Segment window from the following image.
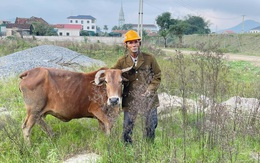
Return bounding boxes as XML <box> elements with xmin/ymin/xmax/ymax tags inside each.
<box><xmin>87</xmin><ymin>26</ymin><xmax>90</xmax><ymax>29</ymax></box>
<box><xmin>92</xmin><ymin>25</ymin><xmax>95</xmax><ymax>29</ymax></box>
<box><xmin>81</xmin><ymin>20</ymin><xmax>83</xmax><ymax>24</ymax></box>
<box><xmin>66</xmin><ymin>32</ymin><xmax>70</xmax><ymax>36</ymax></box>
<box><xmin>59</xmin><ymin>32</ymin><xmax>62</xmax><ymax>36</ymax></box>
<box><xmin>92</xmin><ymin>19</ymin><xmax>95</xmax><ymax>23</ymax></box>
<box><xmin>75</xmin><ymin>20</ymin><xmax>78</xmax><ymax>23</ymax></box>
<box><xmin>87</xmin><ymin>20</ymin><xmax>90</xmax><ymax>23</ymax></box>
<box><xmin>70</xmin><ymin>20</ymin><xmax>73</xmax><ymax>23</ymax></box>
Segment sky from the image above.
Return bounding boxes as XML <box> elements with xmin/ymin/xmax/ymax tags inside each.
<box><xmin>1</xmin><ymin>0</ymin><xmax>260</xmax><ymax>32</ymax></box>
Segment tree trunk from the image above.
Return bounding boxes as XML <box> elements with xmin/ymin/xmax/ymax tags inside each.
<box><xmin>164</xmin><ymin>37</ymin><xmax>167</xmax><ymax>48</ymax></box>
<box><xmin>178</xmin><ymin>35</ymin><xmax>182</xmax><ymax>48</ymax></box>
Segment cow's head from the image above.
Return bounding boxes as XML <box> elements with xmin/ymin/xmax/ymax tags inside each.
<box><xmin>94</xmin><ymin>67</ymin><xmax>132</xmax><ymax>106</ymax></box>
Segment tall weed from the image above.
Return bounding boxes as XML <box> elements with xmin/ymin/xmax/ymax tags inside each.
<box><xmin>0</xmin><ymin>38</ymin><xmax>259</xmax><ymax>162</ymax></box>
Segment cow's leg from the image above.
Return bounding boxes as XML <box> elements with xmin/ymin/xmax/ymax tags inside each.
<box><xmin>37</xmin><ymin>117</ymin><xmax>54</xmax><ymax>137</ymax></box>
<box><xmin>22</xmin><ymin>113</ymin><xmax>38</xmax><ymax>144</ymax></box>
<box><xmin>94</xmin><ymin>111</ymin><xmax>111</xmax><ymax>135</ymax></box>
<box><xmin>89</xmin><ymin>104</ymin><xmax>111</xmax><ymax>135</ymax></box>
<box><xmin>98</xmin><ymin>119</ymin><xmax>105</xmax><ymax>132</ymax></box>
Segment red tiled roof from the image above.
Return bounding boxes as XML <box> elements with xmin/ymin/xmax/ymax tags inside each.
<box><xmin>112</xmin><ymin>30</ymin><xmax>128</xmax><ymax>34</ymax></box>
<box><xmin>222</xmin><ymin>30</ymin><xmax>235</xmax><ymax>34</ymax></box>
<box><xmin>15</xmin><ymin>16</ymin><xmax>48</xmax><ymax>25</ymax></box>
<box><xmin>15</xmin><ymin>18</ymin><xmax>27</xmax><ymax>24</ymax></box>
<box><xmin>54</xmin><ymin>24</ymin><xmax>82</xmax><ymax>29</ymax></box>
<box><xmin>147</xmin><ymin>32</ymin><xmax>159</xmax><ymax>36</ymax></box>
<box><xmin>64</xmin><ymin>24</ymin><xmax>82</xmax><ymax>29</ymax></box>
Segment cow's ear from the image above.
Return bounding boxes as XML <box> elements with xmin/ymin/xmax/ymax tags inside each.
<box><xmin>91</xmin><ymin>80</ymin><xmax>102</xmax><ymax>86</ymax></box>
<box><xmin>93</xmin><ymin>77</ymin><xmax>105</xmax><ymax>86</ymax></box>
<box><xmin>95</xmin><ymin>70</ymin><xmax>105</xmax><ymax>86</ymax></box>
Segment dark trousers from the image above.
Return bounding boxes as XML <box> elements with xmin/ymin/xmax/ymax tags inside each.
<box><xmin>122</xmin><ymin>108</ymin><xmax>158</xmax><ymax>144</ymax></box>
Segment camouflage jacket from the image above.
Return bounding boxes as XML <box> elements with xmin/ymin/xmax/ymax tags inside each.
<box><xmin>111</xmin><ymin>51</ymin><xmax>161</xmax><ymax>111</ymax></box>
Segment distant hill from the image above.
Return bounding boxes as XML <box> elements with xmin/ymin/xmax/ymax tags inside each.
<box><xmin>217</xmin><ymin>19</ymin><xmax>260</xmax><ymax>34</ymax></box>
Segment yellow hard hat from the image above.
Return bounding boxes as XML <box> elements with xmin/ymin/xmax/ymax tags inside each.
<box><xmin>124</xmin><ymin>30</ymin><xmax>141</xmax><ymax>43</ymax></box>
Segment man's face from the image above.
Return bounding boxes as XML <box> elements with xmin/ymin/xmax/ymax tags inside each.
<box><xmin>126</xmin><ymin>40</ymin><xmax>140</xmax><ymax>53</ymax></box>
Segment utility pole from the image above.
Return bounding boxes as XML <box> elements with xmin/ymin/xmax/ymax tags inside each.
<box><xmin>138</xmin><ymin>0</ymin><xmax>143</xmax><ymax>39</ymax></box>
<box><xmin>242</xmin><ymin>15</ymin><xmax>245</xmax><ymax>34</ymax></box>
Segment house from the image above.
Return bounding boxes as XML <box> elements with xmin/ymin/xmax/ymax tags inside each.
<box><xmin>249</xmin><ymin>26</ymin><xmax>260</xmax><ymax>33</ymax></box>
<box><xmin>6</xmin><ymin>24</ymin><xmax>32</xmax><ymax>36</ymax></box>
<box><xmin>0</xmin><ymin>20</ymin><xmax>11</xmax><ymax>36</ymax></box>
<box><xmin>5</xmin><ymin>16</ymin><xmax>49</xmax><ymax>37</ymax></box>
<box><xmin>54</xmin><ymin>24</ymin><xmax>82</xmax><ymax>36</ymax></box>
<box><xmin>0</xmin><ymin>20</ymin><xmax>11</xmax><ymax>24</ymax></box>
<box><xmin>222</xmin><ymin>30</ymin><xmax>235</xmax><ymax>35</ymax></box>
<box><xmin>67</xmin><ymin>15</ymin><xmax>96</xmax><ymax>33</ymax></box>
<box><xmin>110</xmin><ymin>30</ymin><xmax>127</xmax><ymax>37</ymax></box>
<box><xmin>124</xmin><ymin>23</ymin><xmax>158</xmax><ymax>33</ymax></box>
<box><xmin>111</xmin><ymin>30</ymin><xmax>128</xmax><ymax>35</ymax></box>
<box><xmin>0</xmin><ymin>24</ymin><xmax>6</xmax><ymax>36</ymax></box>
<box><xmin>15</xmin><ymin>16</ymin><xmax>48</xmax><ymax>25</ymax></box>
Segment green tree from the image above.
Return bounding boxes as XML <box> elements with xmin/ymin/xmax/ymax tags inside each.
<box><xmin>112</xmin><ymin>26</ymin><xmax>119</xmax><ymax>30</ymax></box>
<box><xmin>32</xmin><ymin>22</ymin><xmax>57</xmax><ymax>36</ymax></box>
<box><xmin>169</xmin><ymin>20</ymin><xmax>189</xmax><ymax>47</ymax></box>
<box><xmin>103</xmin><ymin>25</ymin><xmax>108</xmax><ymax>33</ymax></box>
<box><xmin>158</xmin><ymin>30</ymin><xmax>168</xmax><ymax>48</ymax></box>
<box><xmin>156</xmin><ymin>12</ymin><xmax>211</xmax><ymax>47</ymax></box>
<box><xmin>156</xmin><ymin>12</ymin><xmax>172</xmax><ymax>30</ymax></box>
<box><xmin>108</xmin><ymin>32</ymin><xmax>122</xmax><ymax>37</ymax></box>
<box><xmin>156</xmin><ymin>12</ymin><xmax>177</xmax><ymax>47</ymax></box>
<box><xmin>80</xmin><ymin>30</ymin><xmax>95</xmax><ymax>36</ymax></box>
<box><xmin>184</xmin><ymin>15</ymin><xmax>211</xmax><ymax>34</ymax></box>
<box><xmin>121</xmin><ymin>24</ymin><xmax>133</xmax><ymax>30</ymax></box>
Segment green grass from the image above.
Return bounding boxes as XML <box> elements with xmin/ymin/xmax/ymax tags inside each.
<box><xmin>0</xmin><ymin>78</ymin><xmax>259</xmax><ymax>162</ymax></box>
<box><xmin>228</xmin><ymin>61</ymin><xmax>260</xmax><ymax>82</ymax></box>
<box><xmin>182</xmin><ymin>34</ymin><xmax>260</xmax><ymax>56</ymax></box>
<box><xmin>0</xmin><ymin>39</ymin><xmax>259</xmax><ymax>162</ymax></box>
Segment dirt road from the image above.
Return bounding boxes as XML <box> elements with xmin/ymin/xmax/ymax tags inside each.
<box><xmin>162</xmin><ymin>49</ymin><xmax>260</xmax><ymax>67</ymax></box>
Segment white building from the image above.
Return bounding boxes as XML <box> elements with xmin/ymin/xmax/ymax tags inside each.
<box><xmin>54</xmin><ymin>24</ymin><xmax>82</xmax><ymax>36</ymax></box>
<box><xmin>249</xmin><ymin>26</ymin><xmax>260</xmax><ymax>33</ymax></box>
<box><xmin>67</xmin><ymin>15</ymin><xmax>96</xmax><ymax>33</ymax></box>
<box><xmin>124</xmin><ymin>23</ymin><xmax>158</xmax><ymax>33</ymax></box>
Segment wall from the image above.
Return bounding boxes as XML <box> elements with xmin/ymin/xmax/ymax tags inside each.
<box><xmin>21</xmin><ymin>36</ymin><xmax>124</xmax><ymax>45</ymax></box>
<box><xmin>57</xmin><ymin>29</ymin><xmax>80</xmax><ymax>36</ymax></box>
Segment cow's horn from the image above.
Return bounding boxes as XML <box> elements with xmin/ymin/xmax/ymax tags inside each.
<box><xmin>122</xmin><ymin>66</ymin><xmax>133</xmax><ymax>73</ymax></box>
<box><xmin>95</xmin><ymin>70</ymin><xmax>105</xmax><ymax>85</ymax></box>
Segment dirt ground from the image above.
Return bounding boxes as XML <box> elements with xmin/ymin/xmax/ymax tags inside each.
<box><xmin>224</xmin><ymin>53</ymin><xmax>260</xmax><ymax>67</ymax></box>
<box><xmin>162</xmin><ymin>49</ymin><xmax>260</xmax><ymax>67</ymax></box>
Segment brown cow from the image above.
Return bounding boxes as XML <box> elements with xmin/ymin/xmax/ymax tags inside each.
<box><xmin>19</xmin><ymin>66</ymin><xmax>131</xmax><ymax>143</ymax></box>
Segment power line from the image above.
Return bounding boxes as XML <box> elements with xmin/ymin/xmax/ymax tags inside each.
<box><xmin>205</xmin><ymin>15</ymin><xmax>241</xmax><ymax>20</ymax></box>
<box><xmin>174</xmin><ymin>0</ymin><xmax>241</xmax><ymax>20</ymax></box>
<box><xmin>145</xmin><ymin>0</ymin><xmax>241</xmax><ymax>20</ymax></box>
<box><xmin>143</xmin><ymin>1</ymin><xmax>165</xmax><ymax>12</ymax></box>
<box><xmin>175</xmin><ymin>0</ymin><xmax>199</xmax><ymax>15</ymax></box>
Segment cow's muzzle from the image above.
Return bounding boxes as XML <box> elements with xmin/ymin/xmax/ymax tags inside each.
<box><xmin>108</xmin><ymin>97</ymin><xmax>120</xmax><ymax>106</ymax></box>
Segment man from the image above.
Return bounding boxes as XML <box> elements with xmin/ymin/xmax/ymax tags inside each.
<box><xmin>111</xmin><ymin>30</ymin><xmax>161</xmax><ymax>144</ymax></box>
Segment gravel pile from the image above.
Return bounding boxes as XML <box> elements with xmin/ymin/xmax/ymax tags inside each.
<box><xmin>0</xmin><ymin>45</ymin><xmax>105</xmax><ymax>80</ymax></box>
